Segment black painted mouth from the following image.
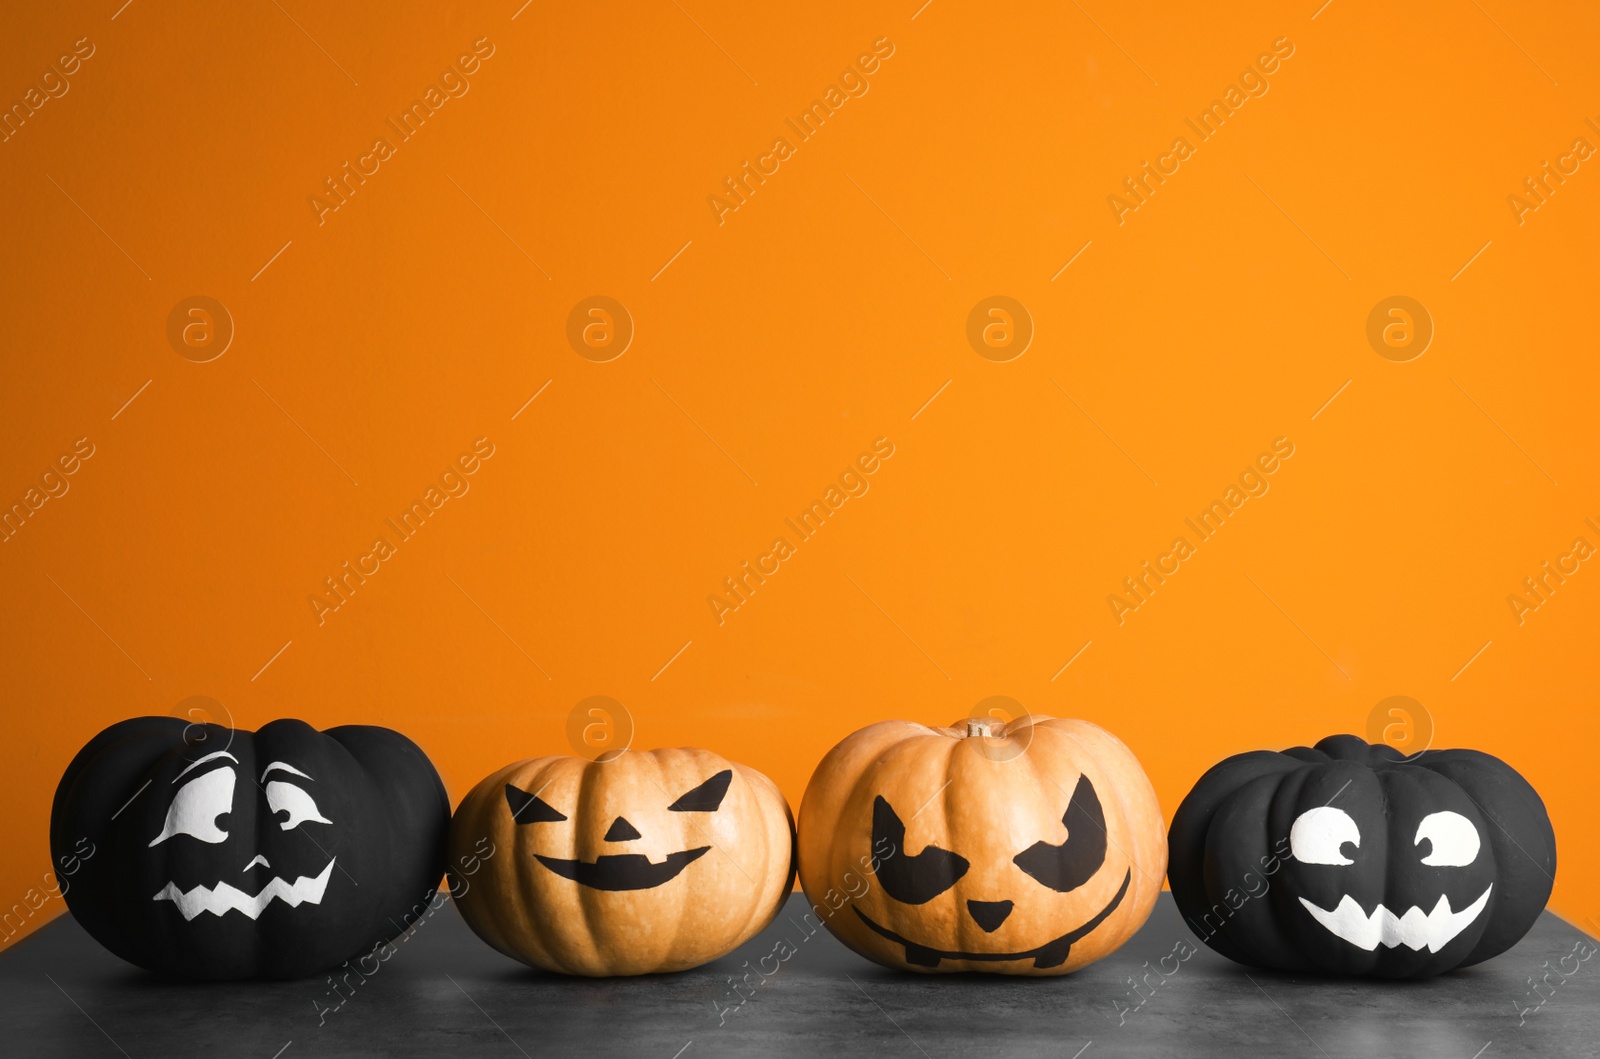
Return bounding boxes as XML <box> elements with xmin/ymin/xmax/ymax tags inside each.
<box><xmin>534</xmin><ymin>847</ymin><xmax>710</xmax><ymax>891</ymax></box>
<box><xmin>853</xmin><ymin>869</ymin><xmax>1132</xmax><ymax>969</ymax></box>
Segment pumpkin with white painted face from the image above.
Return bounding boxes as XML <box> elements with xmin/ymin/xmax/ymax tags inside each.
<box><xmin>1168</xmin><ymin>735</ymin><xmax>1556</xmax><ymax>978</ymax></box>
<box><xmin>50</xmin><ymin>717</ymin><xmax>450</xmax><ymax>980</ymax></box>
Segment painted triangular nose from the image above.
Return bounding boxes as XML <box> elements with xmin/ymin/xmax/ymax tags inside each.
<box><xmin>603</xmin><ymin>817</ymin><xmax>642</xmax><ymax>842</ymax></box>
<box><xmin>967</xmin><ymin>899</ymin><xmax>1014</xmax><ymax>933</ymax></box>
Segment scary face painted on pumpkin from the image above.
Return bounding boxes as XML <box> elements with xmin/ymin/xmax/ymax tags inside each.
<box><xmin>797</xmin><ymin>716</ymin><xmax>1166</xmax><ymax>976</ymax></box>
<box><xmin>50</xmin><ymin>717</ymin><xmax>450</xmax><ymax>980</ymax></box>
<box><xmin>448</xmin><ymin>747</ymin><xmax>795</xmax><ymax>976</ymax></box>
<box><xmin>1168</xmin><ymin>735</ymin><xmax>1557</xmax><ymax>978</ymax></box>
<box><xmin>147</xmin><ymin>749</ymin><xmax>338</xmax><ymax>920</ymax></box>
<box><xmin>502</xmin><ymin>766</ymin><xmax>732</xmax><ymax>890</ymax></box>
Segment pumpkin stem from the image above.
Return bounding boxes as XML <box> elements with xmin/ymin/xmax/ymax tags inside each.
<box><xmin>965</xmin><ymin>719</ymin><xmax>993</xmax><ymax>738</ymax></box>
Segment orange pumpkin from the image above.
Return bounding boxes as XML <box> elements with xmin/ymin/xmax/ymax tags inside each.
<box><xmin>798</xmin><ymin>715</ymin><xmax>1164</xmax><ymax>975</ymax></box>
<box><xmin>448</xmin><ymin>747</ymin><xmax>794</xmax><ymax>976</ymax></box>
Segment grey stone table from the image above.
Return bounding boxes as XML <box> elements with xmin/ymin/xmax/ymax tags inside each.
<box><xmin>4</xmin><ymin>895</ymin><xmax>1596</xmax><ymax>1058</ymax></box>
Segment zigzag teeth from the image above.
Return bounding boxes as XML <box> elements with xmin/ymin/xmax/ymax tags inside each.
<box><xmin>153</xmin><ymin>858</ymin><xmax>336</xmax><ymax>920</ymax></box>
<box><xmin>1298</xmin><ymin>885</ymin><xmax>1492</xmax><ymax>953</ymax></box>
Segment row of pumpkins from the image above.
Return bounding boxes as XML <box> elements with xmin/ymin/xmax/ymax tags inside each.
<box><xmin>49</xmin><ymin>714</ymin><xmax>1555</xmax><ymax>981</ymax></box>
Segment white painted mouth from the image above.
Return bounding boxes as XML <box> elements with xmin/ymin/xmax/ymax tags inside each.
<box><xmin>153</xmin><ymin>858</ymin><xmax>336</xmax><ymax>921</ymax></box>
<box><xmin>1298</xmin><ymin>884</ymin><xmax>1492</xmax><ymax>953</ymax></box>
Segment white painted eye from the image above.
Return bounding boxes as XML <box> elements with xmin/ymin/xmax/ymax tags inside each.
<box><xmin>265</xmin><ymin>781</ymin><xmax>331</xmax><ymax>831</ymax></box>
<box><xmin>150</xmin><ymin>767</ymin><xmax>235</xmax><ymax>846</ymax></box>
<box><xmin>1415</xmin><ymin>810</ymin><xmax>1479</xmax><ymax>866</ymax></box>
<box><xmin>1290</xmin><ymin>806</ymin><xmax>1360</xmax><ymax>866</ymax></box>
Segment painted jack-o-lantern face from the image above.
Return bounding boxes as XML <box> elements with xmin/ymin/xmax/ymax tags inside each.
<box><xmin>1288</xmin><ymin>796</ymin><xmax>1489</xmax><ymax>954</ymax></box>
<box><xmin>50</xmin><ymin>717</ymin><xmax>451</xmax><ymax>980</ymax></box>
<box><xmin>798</xmin><ymin>716</ymin><xmax>1166</xmax><ymax>976</ymax></box>
<box><xmin>147</xmin><ymin>749</ymin><xmax>338</xmax><ymax>920</ymax></box>
<box><xmin>1168</xmin><ymin>735</ymin><xmax>1557</xmax><ymax>978</ymax></box>
<box><xmin>857</xmin><ymin>773</ymin><xmax>1132</xmax><ymax>969</ymax></box>
<box><xmin>448</xmin><ymin>747</ymin><xmax>794</xmax><ymax>976</ymax></box>
<box><xmin>503</xmin><ymin>767</ymin><xmax>732</xmax><ymax>890</ymax></box>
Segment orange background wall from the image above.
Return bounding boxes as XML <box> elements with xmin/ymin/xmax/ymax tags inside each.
<box><xmin>2</xmin><ymin>0</ymin><xmax>1596</xmax><ymax>944</ymax></box>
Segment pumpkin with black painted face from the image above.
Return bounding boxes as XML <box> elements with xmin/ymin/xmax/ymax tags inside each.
<box><xmin>1167</xmin><ymin>735</ymin><xmax>1557</xmax><ymax>978</ymax></box>
<box><xmin>797</xmin><ymin>716</ymin><xmax>1165</xmax><ymax>975</ymax></box>
<box><xmin>49</xmin><ymin>717</ymin><xmax>450</xmax><ymax>980</ymax></box>
<box><xmin>447</xmin><ymin>747</ymin><xmax>795</xmax><ymax>975</ymax></box>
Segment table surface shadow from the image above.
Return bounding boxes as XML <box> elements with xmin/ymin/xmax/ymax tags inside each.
<box><xmin>3</xmin><ymin>894</ymin><xmax>1596</xmax><ymax>1059</ymax></box>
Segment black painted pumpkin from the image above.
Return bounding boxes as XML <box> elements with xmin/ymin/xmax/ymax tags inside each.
<box><xmin>1168</xmin><ymin>734</ymin><xmax>1556</xmax><ymax>978</ymax></box>
<box><xmin>50</xmin><ymin>717</ymin><xmax>449</xmax><ymax>980</ymax></box>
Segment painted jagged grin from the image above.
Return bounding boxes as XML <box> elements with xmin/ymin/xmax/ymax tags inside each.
<box><xmin>1289</xmin><ymin>805</ymin><xmax>1493</xmax><ymax>954</ymax></box>
<box><xmin>1298</xmin><ymin>885</ymin><xmax>1492</xmax><ymax>953</ymax></box>
<box><xmin>534</xmin><ymin>848</ymin><xmax>710</xmax><ymax>891</ymax></box>
<box><xmin>152</xmin><ymin>859</ymin><xmax>337</xmax><ymax>921</ymax></box>
<box><xmin>147</xmin><ymin>754</ymin><xmax>340</xmax><ymax>921</ymax></box>
<box><xmin>853</xmin><ymin>869</ymin><xmax>1132</xmax><ymax>969</ymax></box>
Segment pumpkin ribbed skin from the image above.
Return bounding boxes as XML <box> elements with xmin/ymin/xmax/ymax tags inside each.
<box><xmin>798</xmin><ymin>716</ymin><xmax>1164</xmax><ymax>976</ymax></box>
<box><xmin>49</xmin><ymin>717</ymin><xmax>449</xmax><ymax>980</ymax></box>
<box><xmin>1167</xmin><ymin>735</ymin><xmax>1556</xmax><ymax>978</ymax></box>
<box><xmin>448</xmin><ymin>747</ymin><xmax>794</xmax><ymax>976</ymax></box>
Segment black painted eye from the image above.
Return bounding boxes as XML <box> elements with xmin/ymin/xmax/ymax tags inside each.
<box><xmin>873</xmin><ymin>795</ymin><xmax>969</xmax><ymax>904</ymax></box>
<box><xmin>668</xmin><ymin>769</ymin><xmax>732</xmax><ymax>812</ymax></box>
<box><xmin>505</xmin><ymin>783</ymin><xmax>566</xmax><ymax>822</ymax></box>
<box><xmin>1012</xmin><ymin>775</ymin><xmax>1107</xmax><ymax>892</ymax></box>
